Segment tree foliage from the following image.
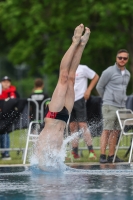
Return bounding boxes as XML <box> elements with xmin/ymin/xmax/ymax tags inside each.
<box><xmin>0</xmin><ymin>0</ymin><xmax>133</xmax><ymax>96</ymax></box>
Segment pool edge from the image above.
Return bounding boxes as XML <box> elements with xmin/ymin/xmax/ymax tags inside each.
<box><xmin>0</xmin><ymin>162</ymin><xmax>131</xmax><ymax>167</ymax></box>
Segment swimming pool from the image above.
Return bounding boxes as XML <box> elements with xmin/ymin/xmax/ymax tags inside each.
<box><xmin>0</xmin><ymin>163</ymin><xmax>133</xmax><ymax>200</ymax></box>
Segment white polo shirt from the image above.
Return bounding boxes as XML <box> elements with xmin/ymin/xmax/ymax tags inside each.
<box><xmin>74</xmin><ymin>64</ymin><xmax>96</xmax><ymax>101</ymax></box>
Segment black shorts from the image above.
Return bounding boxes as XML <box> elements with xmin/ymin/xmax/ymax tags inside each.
<box><xmin>70</xmin><ymin>97</ymin><xmax>87</xmax><ymax>122</ymax></box>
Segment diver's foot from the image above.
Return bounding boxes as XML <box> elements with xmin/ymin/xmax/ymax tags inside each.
<box><xmin>72</xmin><ymin>24</ymin><xmax>84</xmax><ymax>45</ymax></box>
<box><xmin>80</xmin><ymin>27</ymin><xmax>91</xmax><ymax>46</ymax></box>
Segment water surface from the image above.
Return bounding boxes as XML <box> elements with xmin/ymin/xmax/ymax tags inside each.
<box><xmin>0</xmin><ymin>164</ymin><xmax>133</xmax><ymax>200</ymax></box>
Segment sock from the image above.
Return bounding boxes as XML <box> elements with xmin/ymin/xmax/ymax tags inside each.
<box><xmin>72</xmin><ymin>147</ymin><xmax>78</xmax><ymax>154</ymax></box>
<box><xmin>88</xmin><ymin>145</ymin><xmax>94</xmax><ymax>153</ymax></box>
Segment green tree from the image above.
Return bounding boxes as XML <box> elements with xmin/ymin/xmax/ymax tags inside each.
<box><xmin>0</xmin><ymin>0</ymin><xmax>133</xmax><ymax>96</ymax></box>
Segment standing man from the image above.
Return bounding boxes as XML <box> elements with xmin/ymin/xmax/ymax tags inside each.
<box><xmin>69</xmin><ymin>64</ymin><xmax>99</xmax><ymax>159</ymax></box>
<box><xmin>96</xmin><ymin>49</ymin><xmax>130</xmax><ymax>163</ymax></box>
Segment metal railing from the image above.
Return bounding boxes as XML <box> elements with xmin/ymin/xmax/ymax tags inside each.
<box><xmin>0</xmin><ymin>97</ymin><xmax>132</xmax><ymax>161</ymax></box>
<box><xmin>0</xmin><ymin>98</ymin><xmax>40</xmax><ymax>157</ymax></box>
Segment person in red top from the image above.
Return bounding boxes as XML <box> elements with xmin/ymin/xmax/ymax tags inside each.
<box><xmin>0</xmin><ymin>76</ymin><xmax>19</xmax><ymax>99</ymax></box>
<box><xmin>0</xmin><ymin>76</ymin><xmax>19</xmax><ymax>160</ymax></box>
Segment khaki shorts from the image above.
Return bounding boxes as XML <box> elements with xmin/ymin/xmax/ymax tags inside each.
<box><xmin>102</xmin><ymin>105</ymin><xmax>125</xmax><ymax>130</ymax></box>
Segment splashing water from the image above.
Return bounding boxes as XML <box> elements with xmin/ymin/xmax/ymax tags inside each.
<box><xmin>29</xmin><ymin>129</ymin><xmax>83</xmax><ymax>172</ymax></box>
<box><xmin>63</xmin><ymin>128</ymin><xmax>83</xmax><ymax>146</ymax></box>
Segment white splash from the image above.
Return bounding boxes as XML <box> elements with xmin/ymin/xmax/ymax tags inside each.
<box><xmin>29</xmin><ymin>129</ymin><xmax>83</xmax><ymax>170</ymax></box>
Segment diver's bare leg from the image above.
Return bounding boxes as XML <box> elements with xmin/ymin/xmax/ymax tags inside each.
<box><xmin>65</xmin><ymin>27</ymin><xmax>91</xmax><ymax>112</ymax></box>
<box><xmin>49</xmin><ymin>24</ymin><xmax>84</xmax><ymax>112</ymax></box>
<box><xmin>36</xmin><ymin>25</ymin><xmax>85</xmax><ymax>163</ymax></box>
<box><xmin>60</xmin><ymin>24</ymin><xmax>84</xmax><ymax>71</ymax></box>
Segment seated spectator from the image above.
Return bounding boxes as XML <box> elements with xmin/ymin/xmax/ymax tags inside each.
<box><xmin>0</xmin><ymin>76</ymin><xmax>20</xmax><ymax>160</ymax></box>
<box><xmin>30</xmin><ymin>78</ymin><xmax>50</xmax><ymax>121</ymax></box>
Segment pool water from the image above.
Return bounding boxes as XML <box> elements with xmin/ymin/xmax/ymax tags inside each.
<box><xmin>0</xmin><ymin>164</ymin><xmax>133</xmax><ymax>200</ymax></box>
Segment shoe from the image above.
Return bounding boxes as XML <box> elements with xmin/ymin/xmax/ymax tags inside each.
<box><xmin>89</xmin><ymin>152</ymin><xmax>97</xmax><ymax>160</ymax></box>
<box><xmin>99</xmin><ymin>154</ymin><xmax>108</xmax><ymax>163</ymax></box>
<box><xmin>1</xmin><ymin>155</ymin><xmax>11</xmax><ymax>160</ymax></box>
<box><xmin>71</xmin><ymin>151</ymin><xmax>80</xmax><ymax>159</ymax></box>
<box><xmin>107</xmin><ymin>155</ymin><xmax>124</xmax><ymax>163</ymax></box>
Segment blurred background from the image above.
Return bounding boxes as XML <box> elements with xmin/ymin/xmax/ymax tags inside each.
<box><xmin>0</xmin><ymin>0</ymin><xmax>133</xmax><ymax>97</ymax></box>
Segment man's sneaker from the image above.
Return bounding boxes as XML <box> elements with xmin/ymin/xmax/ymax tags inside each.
<box><xmin>71</xmin><ymin>151</ymin><xmax>80</xmax><ymax>159</ymax></box>
<box><xmin>99</xmin><ymin>154</ymin><xmax>108</xmax><ymax>163</ymax></box>
<box><xmin>89</xmin><ymin>152</ymin><xmax>97</xmax><ymax>160</ymax></box>
<box><xmin>1</xmin><ymin>155</ymin><xmax>11</xmax><ymax>160</ymax></box>
<box><xmin>107</xmin><ymin>155</ymin><xmax>124</xmax><ymax>163</ymax></box>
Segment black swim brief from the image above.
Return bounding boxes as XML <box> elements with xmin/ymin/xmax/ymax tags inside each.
<box><xmin>45</xmin><ymin>106</ymin><xmax>69</xmax><ymax>123</ymax></box>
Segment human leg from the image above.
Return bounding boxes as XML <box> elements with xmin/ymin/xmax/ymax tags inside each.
<box><xmin>77</xmin><ymin>98</ymin><xmax>96</xmax><ymax>158</ymax></box>
<box><xmin>108</xmin><ymin>130</ymin><xmax>120</xmax><ymax>156</ymax></box>
<box><xmin>107</xmin><ymin>109</ymin><xmax>121</xmax><ymax>157</ymax></box>
<box><xmin>106</xmin><ymin>106</ymin><xmax>124</xmax><ymax>162</ymax></box>
<box><xmin>1</xmin><ymin>133</ymin><xmax>11</xmax><ymax>160</ymax></box>
<box><xmin>70</xmin><ymin>121</ymin><xmax>79</xmax><ymax>147</ymax></box>
<box><xmin>107</xmin><ymin>128</ymin><xmax>124</xmax><ymax>163</ymax></box>
<box><xmin>99</xmin><ymin>130</ymin><xmax>110</xmax><ymax>163</ymax></box>
<box><xmin>100</xmin><ymin>105</ymin><xmax>123</xmax><ymax>163</ymax></box>
<box><xmin>70</xmin><ymin>97</ymin><xmax>96</xmax><ymax>159</ymax></box>
<box><xmin>78</xmin><ymin>122</ymin><xmax>97</xmax><ymax>159</ymax></box>
<box><xmin>100</xmin><ymin>130</ymin><xmax>110</xmax><ymax>155</ymax></box>
<box><xmin>64</xmin><ymin>27</ymin><xmax>91</xmax><ymax>113</ymax></box>
<box><xmin>100</xmin><ymin>105</ymin><xmax>112</xmax><ymax>163</ymax></box>
<box><xmin>69</xmin><ymin>104</ymin><xmax>80</xmax><ymax>158</ymax></box>
<box><xmin>69</xmin><ymin>98</ymin><xmax>86</xmax><ymax>158</ymax></box>
<box><xmin>49</xmin><ymin>24</ymin><xmax>85</xmax><ymax>113</ymax></box>
<box><xmin>80</xmin><ymin>122</ymin><xmax>92</xmax><ymax>147</ymax></box>
<box><xmin>69</xmin><ymin>121</ymin><xmax>80</xmax><ymax>159</ymax></box>
<box><xmin>70</xmin><ymin>121</ymin><xmax>96</xmax><ymax>160</ymax></box>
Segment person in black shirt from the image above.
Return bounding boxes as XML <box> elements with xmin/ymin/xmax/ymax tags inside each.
<box><xmin>30</xmin><ymin>78</ymin><xmax>50</xmax><ymax>121</ymax></box>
